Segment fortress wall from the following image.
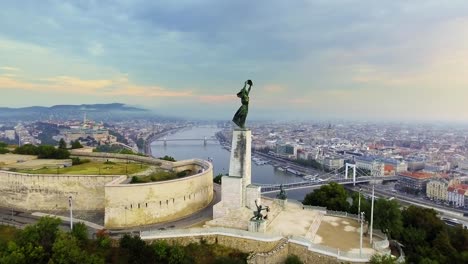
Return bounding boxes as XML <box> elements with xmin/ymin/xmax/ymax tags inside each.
<box><xmin>104</xmin><ymin>159</ymin><xmax>214</xmax><ymax>228</ymax></box>
<box><xmin>0</xmin><ymin>171</ymin><xmax>123</xmax><ymax>211</ymax></box>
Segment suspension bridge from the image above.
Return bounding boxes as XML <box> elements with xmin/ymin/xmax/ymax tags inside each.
<box><xmin>153</xmin><ymin>136</ymin><xmax>218</xmax><ymax>146</ymax></box>
<box><xmin>258</xmin><ymin>163</ymin><xmax>398</xmax><ymax>194</ymax></box>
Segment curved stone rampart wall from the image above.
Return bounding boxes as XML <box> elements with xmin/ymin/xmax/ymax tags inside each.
<box><xmin>104</xmin><ymin>159</ymin><xmax>214</xmax><ymax>228</ymax></box>
<box><xmin>0</xmin><ymin>171</ymin><xmax>123</xmax><ymax>211</ymax></box>
<box><xmin>1</xmin><ymin>152</ymin><xmax>214</xmax><ymax>228</ymax></box>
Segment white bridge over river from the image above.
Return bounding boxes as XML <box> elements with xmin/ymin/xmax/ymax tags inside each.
<box><xmin>153</xmin><ymin>137</ymin><xmax>218</xmax><ymax>146</ymax></box>
<box><xmin>258</xmin><ymin>176</ymin><xmax>398</xmax><ymax>194</ymax></box>
<box><xmin>257</xmin><ymin>163</ymin><xmax>398</xmax><ymax>194</ymax></box>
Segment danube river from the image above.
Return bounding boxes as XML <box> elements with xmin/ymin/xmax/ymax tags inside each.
<box><xmin>150</xmin><ymin>126</ymin><xmax>314</xmax><ymax>200</ymax></box>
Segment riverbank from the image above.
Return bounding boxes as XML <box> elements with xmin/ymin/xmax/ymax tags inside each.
<box><xmin>215</xmin><ymin>130</ymin><xmax>322</xmax><ymax>179</ymax></box>
<box><xmin>142</xmin><ymin>126</ymin><xmax>187</xmax><ymax>156</ymax></box>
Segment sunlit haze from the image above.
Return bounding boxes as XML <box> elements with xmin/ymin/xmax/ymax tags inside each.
<box><xmin>1</xmin><ymin>1</ymin><xmax>468</xmax><ymax>122</ymax></box>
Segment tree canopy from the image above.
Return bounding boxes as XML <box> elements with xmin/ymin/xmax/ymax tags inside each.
<box><xmin>58</xmin><ymin>139</ymin><xmax>67</xmax><ymax>149</ymax></box>
<box><xmin>71</xmin><ymin>140</ymin><xmax>83</xmax><ymax>149</ymax></box>
<box><xmin>302</xmin><ymin>182</ymin><xmax>349</xmax><ymax>211</ymax></box>
<box><xmin>0</xmin><ymin>217</ymin><xmax>249</xmax><ymax>263</ymax></box>
<box><xmin>373</xmin><ymin>199</ymin><xmax>402</xmax><ymax>238</ymax></box>
<box><xmin>13</xmin><ymin>144</ymin><xmax>70</xmax><ymax>159</ymax></box>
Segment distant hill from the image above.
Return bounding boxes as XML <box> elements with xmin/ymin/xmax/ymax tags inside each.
<box><xmin>0</xmin><ymin>103</ymin><xmax>169</xmax><ymax>121</ymax></box>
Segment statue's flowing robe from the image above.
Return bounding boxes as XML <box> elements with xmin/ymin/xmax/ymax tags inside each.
<box><xmin>232</xmin><ymin>88</ymin><xmax>249</xmax><ymax>128</ymax></box>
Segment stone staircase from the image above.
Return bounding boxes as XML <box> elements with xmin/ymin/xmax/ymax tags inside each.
<box><xmin>305</xmin><ymin>212</ymin><xmax>324</xmax><ymax>241</ymax></box>
<box><xmin>247</xmin><ymin>237</ymin><xmax>289</xmax><ymax>264</ymax></box>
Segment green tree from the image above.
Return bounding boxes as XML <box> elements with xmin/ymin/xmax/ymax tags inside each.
<box><xmin>448</xmin><ymin>225</ymin><xmax>468</xmax><ymax>252</ymax></box>
<box><xmin>119</xmin><ymin>235</ymin><xmax>152</xmax><ymax>264</ymax></box>
<box><xmin>348</xmin><ymin>191</ymin><xmax>371</xmax><ymax>220</ymax></box>
<box><xmin>284</xmin><ymin>254</ymin><xmax>303</xmax><ymax>264</ymax></box>
<box><xmin>0</xmin><ymin>241</ymin><xmax>45</xmax><ymax>264</ymax></box>
<box><xmin>402</xmin><ymin>206</ymin><xmax>444</xmax><ymax>242</ymax></box>
<box><xmin>431</xmin><ymin>231</ymin><xmax>457</xmax><ymax>264</ymax></box>
<box><xmin>51</xmin><ymin>232</ymin><xmax>103</xmax><ymax>264</ymax></box>
<box><xmin>151</xmin><ymin>240</ymin><xmax>169</xmax><ymax>262</ymax></box>
<box><xmin>160</xmin><ymin>155</ymin><xmax>176</xmax><ymax>162</ymax></box>
<box><xmin>369</xmin><ymin>254</ymin><xmax>398</xmax><ymax>264</ymax></box>
<box><xmin>373</xmin><ymin>199</ymin><xmax>402</xmax><ymax>238</ymax></box>
<box><xmin>71</xmin><ymin>222</ymin><xmax>88</xmax><ymax>245</ymax></box>
<box><xmin>168</xmin><ymin>244</ymin><xmax>186</xmax><ymax>264</ymax></box>
<box><xmin>213</xmin><ymin>173</ymin><xmax>223</xmax><ymax>184</ymax></box>
<box><xmin>71</xmin><ymin>140</ymin><xmax>83</xmax><ymax>149</ymax></box>
<box><xmin>302</xmin><ymin>182</ymin><xmax>349</xmax><ymax>211</ymax></box>
<box><xmin>17</xmin><ymin>216</ymin><xmax>62</xmax><ymax>261</ymax></box>
<box><xmin>58</xmin><ymin>138</ymin><xmax>67</xmax><ymax>149</ymax></box>
<box><xmin>0</xmin><ymin>148</ymin><xmax>9</xmax><ymax>154</ymax></box>
<box><xmin>13</xmin><ymin>144</ymin><xmax>39</xmax><ymax>155</ymax></box>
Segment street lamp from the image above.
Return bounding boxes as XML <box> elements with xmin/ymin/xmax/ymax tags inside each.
<box><xmin>370</xmin><ymin>182</ymin><xmax>375</xmax><ymax>244</ymax></box>
<box><xmin>360</xmin><ymin>211</ymin><xmax>365</xmax><ymax>258</ymax></box>
<box><xmin>68</xmin><ymin>196</ymin><xmax>73</xmax><ymax>230</ymax></box>
<box><xmin>358</xmin><ymin>187</ymin><xmax>362</xmax><ymax>221</ymax></box>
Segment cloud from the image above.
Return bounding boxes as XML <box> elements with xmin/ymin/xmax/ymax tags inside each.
<box><xmin>0</xmin><ymin>74</ymin><xmax>193</xmax><ymax>99</ymax></box>
<box><xmin>88</xmin><ymin>42</ymin><xmax>104</xmax><ymax>56</ymax></box>
<box><xmin>1</xmin><ymin>1</ymin><xmax>468</xmax><ymax>120</ymax></box>
<box><xmin>262</xmin><ymin>84</ymin><xmax>285</xmax><ymax>93</ymax></box>
<box><xmin>198</xmin><ymin>94</ymin><xmax>236</xmax><ymax>104</ymax></box>
<box><xmin>0</xmin><ymin>66</ymin><xmax>20</xmax><ymax>72</ymax></box>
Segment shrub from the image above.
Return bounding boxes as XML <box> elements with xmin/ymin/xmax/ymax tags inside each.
<box><xmin>0</xmin><ymin>148</ymin><xmax>9</xmax><ymax>154</ymax></box>
<box><xmin>71</xmin><ymin>222</ymin><xmax>88</xmax><ymax>244</ymax></box>
<box><xmin>285</xmin><ymin>254</ymin><xmax>303</xmax><ymax>264</ymax></box>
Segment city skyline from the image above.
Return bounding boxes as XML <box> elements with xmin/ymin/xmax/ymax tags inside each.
<box><xmin>1</xmin><ymin>1</ymin><xmax>468</xmax><ymax>121</ymax></box>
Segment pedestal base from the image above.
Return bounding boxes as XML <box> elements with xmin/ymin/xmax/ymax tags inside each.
<box><xmin>248</xmin><ymin>219</ymin><xmax>267</xmax><ymax>233</ymax></box>
<box><xmin>246</xmin><ymin>185</ymin><xmax>261</xmax><ymax>210</ymax></box>
<box><xmin>276</xmin><ymin>199</ymin><xmax>287</xmax><ymax>209</ymax></box>
<box><xmin>229</xmin><ymin>129</ymin><xmax>251</xmax><ymax>207</ymax></box>
<box><xmin>221</xmin><ymin>176</ymin><xmax>243</xmax><ymax>209</ymax></box>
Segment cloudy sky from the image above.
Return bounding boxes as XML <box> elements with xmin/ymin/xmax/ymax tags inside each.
<box><xmin>1</xmin><ymin>0</ymin><xmax>468</xmax><ymax>122</ymax></box>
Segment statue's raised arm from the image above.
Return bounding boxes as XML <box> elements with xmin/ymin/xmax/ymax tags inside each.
<box><xmin>232</xmin><ymin>80</ymin><xmax>253</xmax><ymax>129</ymax></box>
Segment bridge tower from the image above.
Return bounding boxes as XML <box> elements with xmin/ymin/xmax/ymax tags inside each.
<box><xmin>163</xmin><ymin>137</ymin><xmax>167</xmax><ymax>147</ymax></box>
<box><xmin>203</xmin><ymin>136</ymin><xmax>207</xmax><ymax>146</ymax></box>
<box><xmin>345</xmin><ymin>163</ymin><xmax>357</xmax><ymax>186</ymax></box>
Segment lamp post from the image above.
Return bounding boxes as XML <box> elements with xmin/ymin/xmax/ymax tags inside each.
<box><xmin>360</xmin><ymin>211</ymin><xmax>365</xmax><ymax>258</ymax></box>
<box><xmin>358</xmin><ymin>187</ymin><xmax>362</xmax><ymax>221</ymax></box>
<box><xmin>370</xmin><ymin>183</ymin><xmax>375</xmax><ymax>244</ymax></box>
<box><xmin>68</xmin><ymin>196</ymin><xmax>73</xmax><ymax>230</ymax></box>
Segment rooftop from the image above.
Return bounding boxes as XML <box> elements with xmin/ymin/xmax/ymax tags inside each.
<box><xmin>399</xmin><ymin>171</ymin><xmax>433</xmax><ymax>180</ymax></box>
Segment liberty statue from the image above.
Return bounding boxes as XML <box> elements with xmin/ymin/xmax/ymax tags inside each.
<box><xmin>232</xmin><ymin>80</ymin><xmax>253</xmax><ymax>129</ymax></box>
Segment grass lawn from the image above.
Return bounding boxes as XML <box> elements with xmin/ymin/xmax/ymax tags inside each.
<box><xmin>18</xmin><ymin>161</ymin><xmax>148</xmax><ymax>175</ymax></box>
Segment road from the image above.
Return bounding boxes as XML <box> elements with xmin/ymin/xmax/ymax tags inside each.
<box><xmin>348</xmin><ymin>185</ymin><xmax>468</xmax><ymax>226</ymax></box>
<box><xmin>0</xmin><ymin>206</ymin><xmax>75</xmax><ymax>231</ymax></box>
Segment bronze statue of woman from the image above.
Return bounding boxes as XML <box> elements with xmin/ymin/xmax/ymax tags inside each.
<box><xmin>232</xmin><ymin>80</ymin><xmax>253</xmax><ymax>129</ymax></box>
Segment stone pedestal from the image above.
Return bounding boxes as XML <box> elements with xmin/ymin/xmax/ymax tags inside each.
<box><xmin>221</xmin><ymin>176</ymin><xmax>243</xmax><ymax>209</ymax></box>
<box><xmin>248</xmin><ymin>219</ymin><xmax>266</xmax><ymax>233</ymax></box>
<box><xmin>276</xmin><ymin>199</ymin><xmax>287</xmax><ymax>209</ymax></box>
<box><xmin>246</xmin><ymin>185</ymin><xmax>261</xmax><ymax>210</ymax></box>
<box><xmin>213</xmin><ymin>129</ymin><xmax>254</xmax><ymax>220</ymax></box>
<box><xmin>229</xmin><ymin>129</ymin><xmax>251</xmax><ymax>207</ymax></box>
